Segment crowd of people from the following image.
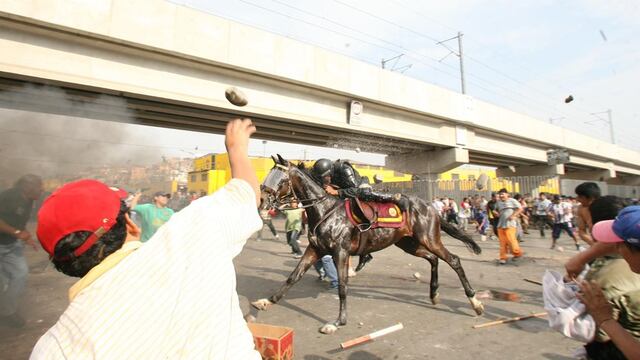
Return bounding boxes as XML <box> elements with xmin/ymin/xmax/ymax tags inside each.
<box><xmin>430</xmin><ymin>184</ymin><xmax>640</xmax><ymax>359</ymax></box>
<box><xmin>430</xmin><ymin>189</ymin><xmax>639</xmax><ymax>257</ymax></box>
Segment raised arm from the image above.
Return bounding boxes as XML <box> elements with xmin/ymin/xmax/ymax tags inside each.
<box><xmin>225</xmin><ymin>119</ymin><xmax>260</xmax><ymax>206</ymax></box>
<box><xmin>565</xmin><ymin>241</ymin><xmax>617</xmax><ymax>278</ymax></box>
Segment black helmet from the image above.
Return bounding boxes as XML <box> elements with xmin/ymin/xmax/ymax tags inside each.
<box><xmin>313</xmin><ymin>158</ymin><xmax>333</xmax><ymax>177</ymax></box>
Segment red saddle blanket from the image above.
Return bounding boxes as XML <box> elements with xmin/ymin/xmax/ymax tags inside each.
<box><xmin>344</xmin><ymin>198</ymin><xmax>405</xmax><ymax>229</ymax></box>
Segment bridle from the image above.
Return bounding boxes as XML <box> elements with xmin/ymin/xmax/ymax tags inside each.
<box><xmin>264</xmin><ymin>165</ymin><xmax>328</xmax><ymax>210</ymax></box>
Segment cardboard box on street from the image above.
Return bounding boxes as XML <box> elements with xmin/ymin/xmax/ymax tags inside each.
<box><xmin>248</xmin><ymin>323</ymin><xmax>294</xmax><ymax>360</ymax></box>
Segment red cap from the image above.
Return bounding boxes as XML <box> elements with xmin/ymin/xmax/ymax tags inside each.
<box><xmin>37</xmin><ymin>179</ymin><xmax>126</xmax><ymax>258</ymax></box>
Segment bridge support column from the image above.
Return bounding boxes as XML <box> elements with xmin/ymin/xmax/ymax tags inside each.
<box><xmin>606</xmin><ymin>176</ymin><xmax>640</xmax><ymax>186</ymax></box>
<box><xmin>495</xmin><ymin>164</ymin><xmax>565</xmax><ymax>177</ymax></box>
<box><xmin>562</xmin><ymin>164</ymin><xmax>616</xmax><ymax>182</ymax></box>
<box><xmin>385</xmin><ymin>147</ymin><xmax>469</xmax><ymax>176</ymax></box>
<box><xmin>386</xmin><ymin>148</ymin><xmax>468</xmax><ymax>201</ymax></box>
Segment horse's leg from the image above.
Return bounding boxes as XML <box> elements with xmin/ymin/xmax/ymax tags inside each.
<box><xmin>251</xmin><ymin>246</ymin><xmax>319</xmax><ymax>310</ymax></box>
<box><xmin>319</xmin><ymin>248</ymin><xmax>350</xmax><ymax>334</ymax></box>
<box><xmin>427</xmin><ymin>244</ymin><xmax>484</xmax><ymax>315</ymax></box>
<box><xmin>394</xmin><ymin>238</ymin><xmax>440</xmax><ymax>305</ymax></box>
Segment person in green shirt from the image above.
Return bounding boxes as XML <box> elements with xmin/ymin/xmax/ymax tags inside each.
<box><xmin>130</xmin><ymin>191</ymin><xmax>175</xmax><ymax>242</ymax></box>
<box><xmin>284</xmin><ymin>200</ymin><xmax>304</xmax><ymax>258</ymax></box>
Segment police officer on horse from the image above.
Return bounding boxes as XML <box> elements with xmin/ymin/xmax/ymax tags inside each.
<box><xmin>312</xmin><ymin>158</ymin><xmax>409</xmax><ymax>211</ymax></box>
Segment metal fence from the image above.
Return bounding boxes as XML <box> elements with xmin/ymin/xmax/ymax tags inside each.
<box><xmin>374</xmin><ymin>176</ymin><xmax>560</xmax><ymax>203</ymax></box>
<box><xmin>375</xmin><ymin>176</ymin><xmax>640</xmax><ymax>203</ymax></box>
<box><xmin>559</xmin><ymin>179</ymin><xmax>640</xmax><ymax>199</ymax></box>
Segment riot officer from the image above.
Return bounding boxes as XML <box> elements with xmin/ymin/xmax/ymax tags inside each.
<box><xmin>311</xmin><ymin>158</ymin><xmax>409</xmax><ymax>211</ymax></box>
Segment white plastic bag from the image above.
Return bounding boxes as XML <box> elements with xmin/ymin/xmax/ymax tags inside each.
<box><xmin>542</xmin><ymin>270</ymin><xmax>596</xmax><ymax>343</ymax></box>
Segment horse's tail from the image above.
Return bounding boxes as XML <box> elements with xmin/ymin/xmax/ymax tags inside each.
<box><xmin>439</xmin><ymin>219</ymin><xmax>482</xmax><ymax>255</ymax></box>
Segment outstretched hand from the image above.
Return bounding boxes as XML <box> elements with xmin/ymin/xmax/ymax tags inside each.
<box><xmin>225</xmin><ymin>118</ymin><xmax>256</xmax><ymax>155</ymax></box>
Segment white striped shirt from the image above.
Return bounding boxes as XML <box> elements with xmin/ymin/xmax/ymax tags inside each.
<box><xmin>31</xmin><ymin>179</ymin><xmax>262</xmax><ymax>360</ymax></box>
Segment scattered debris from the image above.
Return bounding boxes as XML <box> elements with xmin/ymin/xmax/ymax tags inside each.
<box><xmin>340</xmin><ymin>323</ymin><xmax>404</xmax><ymax>349</ymax></box>
<box><xmin>244</xmin><ymin>313</ymin><xmax>256</xmax><ymax>323</ymax></box>
<box><xmin>490</xmin><ymin>290</ymin><xmax>521</xmax><ymax>302</ymax></box>
<box><xmin>524</xmin><ymin>278</ymin><xmax>543</xmax><ymax>286</ymax></box>
<box><xmin>476</xmin><ymin>290</ymin><xmax>492</xmax><ymax>300</ymax></box>
<box><xmin>472</xmin><ymin>312</ymin><xmax>547</xmax><ymax>329</ymax></box>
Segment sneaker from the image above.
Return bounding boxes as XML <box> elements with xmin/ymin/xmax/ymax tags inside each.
<box><xmin>498</xmin><ymin>259</ymin><xmax>507</xmax><ymax>265</ymax></box>
<box><xmin>275</xmin><ymin>235</ymin><xmax>280</xmax><ymax>240</ymax></box>
<box><xmin>293</xmin><ymin>254</ymin><xmax>303</xmax><ymax>259</ymax></box>
<box><xmin>348</xmin><ymin>268</ymin><xmax>357</xmax><ymax>277</ymax></box>
<box><xmin>0</xmin><ymin>313</ymin><xmax>25</xmax><ymax>328</ymax></box>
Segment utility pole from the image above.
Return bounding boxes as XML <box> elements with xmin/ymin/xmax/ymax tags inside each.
<box><xmin>588</xmin><ymin>109</ymin><xmax>615</xmax><ymax>144</ymax></box>
<box><xmin>437</xmin><ymin>32</ymin><xmax>466</xmax><ymax>94</ymax></box>
<box><xmin>457</xmin><ymin>32</ymin><xmax>466</xmax><ymax>94</ymax></box>
<box><xmin>607</xmin><ymin>109</ymin><xmax>614</xmax><ymax>144</ymax></box>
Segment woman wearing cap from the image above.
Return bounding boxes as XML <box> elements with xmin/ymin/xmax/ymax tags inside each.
<box><xmin>575</xmin><ymin>206</ymin><xmax>640</xmax><ymax>360</ymax></box>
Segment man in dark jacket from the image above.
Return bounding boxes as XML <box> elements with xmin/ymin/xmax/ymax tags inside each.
<box><xmin>0</xmin><ymin>174</ymin><xmax>42</xmax><ymax>328</ymax></box>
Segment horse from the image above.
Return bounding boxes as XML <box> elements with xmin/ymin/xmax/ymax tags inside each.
<box><xmin>251</xmin><ymin>155</ymin><xmax>484</xmax><ymax>334</ymax></box>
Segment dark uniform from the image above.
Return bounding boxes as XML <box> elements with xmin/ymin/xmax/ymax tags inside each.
<box><xmin>312</xmin><ymin>159</ymin><xmax>409</xmax><ymax>211</ymax></box>
<box><xmin>0</xmin><ymin>188</ymin><xmax>33</xmax><ymax>245</ymax></box>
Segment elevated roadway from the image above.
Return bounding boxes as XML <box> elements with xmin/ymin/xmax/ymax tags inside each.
<box><xmin>0</xmin><ymin>0</ymin><xmax>638</xmax><ymax>184</ymax></box>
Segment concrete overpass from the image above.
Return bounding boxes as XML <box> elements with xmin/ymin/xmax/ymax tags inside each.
<box><xmin>0</xmin><ymin>0</ymin><xmax>638</xmax><ymax>184</ymax></box>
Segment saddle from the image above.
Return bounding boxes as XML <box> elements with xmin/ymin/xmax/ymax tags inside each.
<box><xmin>344</xmin><ymin>198</ymin><xmax>405</xmax><ymax>230</ymax></box>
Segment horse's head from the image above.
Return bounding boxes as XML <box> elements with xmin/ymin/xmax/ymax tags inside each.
<box><xmin>261</xmin><ymin>154</ymin><xmax>326</xmax><ymax>210</ymax></box>
<box><xmin>261</xmin><ymin>154</ymin><xmax>292</xmax><ymax>209</ymax></box>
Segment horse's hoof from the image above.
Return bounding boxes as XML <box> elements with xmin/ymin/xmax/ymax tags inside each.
<box><xmin>469</xmin><ymin>296</ymin><xmax>484</xmax><ymax>316</ymax></box>
<box><xmin>251</xmin><ymin>298</ymin><xmax>273</xmax><ymax>311</ymax></box>
<box><xmin>319</xmin><ymin>323</ymin><xmax>338</xmax><ymax>334</ymax></box>
<box><xmin>431</xmin><ymin>293</ymin><xmax>440</xmax><ymax>305</ymax></box>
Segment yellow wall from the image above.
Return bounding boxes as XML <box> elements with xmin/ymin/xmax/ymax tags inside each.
<box><xmin>189</xmin><ymin>154</ymin><xmax>416</xmax><ymax>195</ymax></box>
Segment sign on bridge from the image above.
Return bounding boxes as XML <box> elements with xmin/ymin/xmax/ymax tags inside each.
<box><xmin>547</xmin><ymin>149</ymin><xmax>570</xmax><ymax>165</ymax></box>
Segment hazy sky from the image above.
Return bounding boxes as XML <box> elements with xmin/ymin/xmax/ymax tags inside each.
<box><xmin>3</xmin><ymin>0</ymin><xmax>639</xmax><ymax>180</ymax></box>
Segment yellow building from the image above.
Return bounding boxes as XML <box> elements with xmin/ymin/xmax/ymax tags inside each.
<box><xmin>187</xmin><ymin>154</ymin><xmax>413</xmax><ymax>195</ymax></box>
